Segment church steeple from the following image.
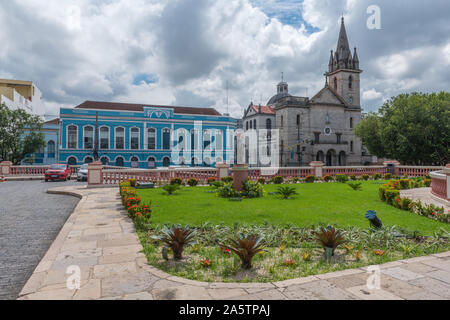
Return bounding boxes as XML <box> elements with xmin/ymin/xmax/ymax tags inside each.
<box><xmin>326</xmin><ymin>16</ymin><xmax>362</xmax><ymax>108</ymax></box>
<box><xmin>335</xmin><ymin>17</ymin><xmax>352</xmax><ymax>70</ymax></box>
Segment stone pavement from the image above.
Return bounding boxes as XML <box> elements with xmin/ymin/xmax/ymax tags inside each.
<box><xmin>401</xmin><ymin>187</ymin><xmax>449</xmax><ymax>213</ymax></box>
<box><xmin>17</xmin><ymin>186</ymin><xmax>450</xmax><ymax>300</ymax></box>
<box><xmin>0</xmin><ymin>180</ymin><xmax>82</xmax><ymax>300</ymax></box>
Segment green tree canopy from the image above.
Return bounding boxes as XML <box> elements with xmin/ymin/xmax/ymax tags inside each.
<box><xmin>0</xmin><ymin>103</ymin><xmax>46</xmax><ymax>164</ymax></box>
<box><xmin>355</xmin><ymin>92</ymin><xmax>450</xmax><ymax>165</ymax></box>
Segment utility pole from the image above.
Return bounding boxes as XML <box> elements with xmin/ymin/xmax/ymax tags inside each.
<box><xmin>93</xmin><ymin>112</ymin><xmax>99</xmax><ymax>161</ymax></box>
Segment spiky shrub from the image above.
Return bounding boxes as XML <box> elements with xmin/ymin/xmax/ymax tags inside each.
<box><xmin>162</xmin><ymin>184</ymin><xmax>180</xmax><ymax>195</ymax></box>
<box><xmin>170</xmin><ymin>177</ymin><xmax>183</xmax><ymax>185</ymax></box>
<box><xmin>350</xmin><ymin>174</ymin><xmax>357</xmax><ymax>181</ymax></box>
<box><xmin>220</xmin><ymin>234</ymin><xmax>266</xmax><ymax>269</ymax></box>
<box><xmin>207</xmin><ymin>177</ymin><xmax>217</xmax><ymax>185</ymax></box>
<box><xmin>153</xmin><ymin>225</ymin><xmax>197</xmax><ymax>260</ymax></box>
<box><xmin>361</xmin><ymin>174</ymin><xmax>370</xmax><ymax>181</ymax></box>
<box><xmin>384</xmin><ymin>173</ymin><xmax>392</xmax><ymax>180</ymax></box>
<box><xmin>305</xmin><ymin>175</ymin><xmax>315</xmax><ymax>183</ymax></box>
<box><xmin>258</xmin><ymin>178</ymin><xmax>266</xmax><ymax>184</ymax></box>
<box><xmin>335</xmin><ymin>174</ymin><xmax>348</xmax><ymax>183</ymax></box>
<box><xmin>187</xmin><ymin>178</ymin><xmax>199</xmax><ymax>187</ymax></box>
<box><xmin>221</xmin><ymin>176</ymin><xmax>233</xmax><ymax>183</ymax></box>
<box><xmin>276</xmin><ymin>186</ymin><xmax>298</xmax><ymax>199</ymax></box>
<box><xmin>272</xmin><ymin>176</ymin><xmax>284</xmax><ymax>184</ymax></box>
<box><xmin>313</xmin><ymin>227</ymin><xmax>346</xmax><ymax>256</ymax></box>
<box><xmin>323</xmin><ymin>175</ymin><xmax>333</xmax><ymax>182</ymax></box>
<box><xmin>347</xmin><ymin>182</ymin><xmax>362</xmax><ymax>191</ymax></box>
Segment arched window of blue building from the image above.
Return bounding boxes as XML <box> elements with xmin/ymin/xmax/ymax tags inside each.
<box><xmin>147</xmin><ymin>157</ymin><xmax>156</xmax><ymax>169</ymax></box>
<box><xmin>203</xmin><ymin>130</ymin><xmax>211</xmax><ymax>150</ymax></box>
<box><xmin>115</xmin><ymin>156</ymin><xmax>124</xmax><ymax>167</ymax></box>
<box><xmin>68</xmin><ymin>125</ymin><xmax>77</xmax><ymax>149</ymax></box>
<box><xmin>67</xmin><ymin>157</ymin><xmax>77</xmax><ymax>166</ymax></box>
<box><xmin>47</xmin><ymin>141</ymin><xmax>55</xmax><ymax>157</ymax></box>
<box><xmin>148</xmin><ymin>128</ymin><xmax>156</xmax><ymax>150</ymax></box>
<box><xmin>84</xmin><ymin>126</ymin><xmax>94</xmax><ymax>149</ymax></box>
<box><xmin>100</xmin><ymin>127</ymin><xmax>109</xmax><ymax>149</ymax></box>
<box><xmin>163</xmin><ymin>157</ymin><xmax>170</xmax><ymax>167</ymax></box>
<box><xmin>115</xmin><ymin>127</ymin><xmax>125</xmax><ymax>149</ymax></box>
<box><xmin>100</xmin><ymin>156</ymin><xmax>109</xmax><ymax>165</ymax></box>
<box><xmin>162</xmin><ymin>128</ymin><xmax>170</xmax><ymax>150</ymax></box>
<box><xmin>215</xmin><ymin>130</ymin><xmax>223</xmax><ymax>150</ymax></box>
<box><xmin>131</xmin><ymin>156</ymin><xmax>139</xmax><ymax>168</ymax></box>
<box><xmin>131</xmin><ymin>128</ymin><xmax>139</xmax><ymax>150</ymax></box>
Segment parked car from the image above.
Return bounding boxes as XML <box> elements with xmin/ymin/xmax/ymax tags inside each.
<box><xmin>45</xmin><ymin>164</ymin><xmax>71</xmax><ymax>182</ymax></box>
<box><xmin>77</xmin><ymin>164</ymin><xmax>89</xmax><ymax>182</ymax></box>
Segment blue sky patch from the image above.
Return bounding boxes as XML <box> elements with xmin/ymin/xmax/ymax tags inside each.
<box><xmin>133</xmin><ymin>73</ymin><xmax>159</xmax><ymax>85</ymax></box>
<box><xmin>250</xmin><ymin>0</ymin><xmax>319</xmax><ymax>33</ymax></box>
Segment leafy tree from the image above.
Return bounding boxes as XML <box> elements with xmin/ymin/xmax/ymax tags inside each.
<box><xmin>0</xmin><ymin>103</ymin><xmax>46</xmax><ymax>164</ymax></box>
<box><xmin>355</xmin><ymin>92</ymin><xmax>450</xmax><ymax>165</ymax></box>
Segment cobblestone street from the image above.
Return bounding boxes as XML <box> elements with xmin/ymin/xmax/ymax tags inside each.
<box><xmin>0</xmin><ymin>180</ymin><xmax>84</xmax><ymax>300</ymax></box>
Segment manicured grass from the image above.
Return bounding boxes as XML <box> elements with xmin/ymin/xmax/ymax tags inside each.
<box><xmin>137</xmin><ymin>181</ymin><xmax>449</xmax><ymax>235</ymax></box>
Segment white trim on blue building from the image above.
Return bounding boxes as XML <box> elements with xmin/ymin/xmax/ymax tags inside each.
<box><xmin>58</xmin><ymin>101</ymin><xmax>237</xmax><ymax>168</ymax></box>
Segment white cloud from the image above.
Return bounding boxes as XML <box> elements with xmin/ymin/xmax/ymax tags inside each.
<box><xmin>0</xmin><ymin>0</ymin><xmax>449</xmax><ymax>118</ymax></box>
<box><xmin>363</xmin><ymin>89</ymin><xmax>382</xmax><ymax>100</ymax></box>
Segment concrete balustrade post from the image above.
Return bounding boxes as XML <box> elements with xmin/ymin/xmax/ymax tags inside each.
<box><xmin>216</xmin><ymin>163</ymin><xmax>230</xmax><ymax>180</ymax></box>
<box><xmin>444</xmin><ymin>164</ymin><xmax>450</xmax><ymax>201</ymax></box>
<box><xmin>383</xmin><ymin>160</ymin><xmax>400</xmax><ymax>175</ymax></box>
<box><xmin>0</xmin><ymin>161</ymin><xmax>12</xmax><ymax>176</ymax></box>
<box><xmin>88</xmin><ymin>161</ymin><xmax>103</xmax><ymax>186</ymax></box>
<box><xmin>231</xmin><ymin>164</ymin><xmax>248</xmax><ymax>192</ymax></box>
<box><xmin>309</xmin><ymin>161</ymin><xmax>324</xmax><ymax>178</ymax></box>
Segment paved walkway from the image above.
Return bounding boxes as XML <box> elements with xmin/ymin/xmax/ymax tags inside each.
<box><xmin>18</xmin><ymin>186</ymin><xmax>450</xmax><ymax>300</ymax></box>
<box><xmin>0</xmin><ymin>180</ymin><xmax>82</xmax><ymax>300</ymax></box>
<box><xmin>401</xmin><ymin>187</ymin><xmax>449</xmax><ymax>213</ymax></box>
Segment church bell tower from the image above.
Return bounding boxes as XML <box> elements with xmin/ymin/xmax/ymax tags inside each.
<box><xmin>326</xmin><ymin>17</ymin><xmax>362</xmax><ymax>108</ymax></box>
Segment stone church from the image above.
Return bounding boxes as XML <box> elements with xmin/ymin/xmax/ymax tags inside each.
<box><xmin>243</xmin><ymin>17</ymin><xmax>374</xmax><ymax>167</ymax></box>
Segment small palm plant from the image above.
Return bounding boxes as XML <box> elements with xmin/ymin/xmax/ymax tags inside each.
<box><xmin>162</xmin><ymin>184</ymin><xmax>180</xmax><ymax>195</ymax></box>
<box><xmin>276</xmin><ymin>186</ymin><xmax>298</xmax><ymax>199</ymax></box>
<box><xmin>347</xmin><ymin>182</ymin><xmax>362</xmax><ymax>191</ymax></box>
<box><xmin>220</xmin><ymin>234</ymin><xmax>265</xmax><ymax>269</ymax></box>
<box><xmin>153</xmin><ymin>225</ymin><xmax>197</xmax><ymax>260</ymax></box>
<box><xmin>313</xmin><ymin>227</ymin><xmax>346</xmax><ymax>259</ymax></box>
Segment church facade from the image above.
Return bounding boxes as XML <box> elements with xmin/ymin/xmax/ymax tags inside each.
<box><xmin>243</xmin><ymin>18</ymin><xmax>374</xmax><ymax>167</ymax></box>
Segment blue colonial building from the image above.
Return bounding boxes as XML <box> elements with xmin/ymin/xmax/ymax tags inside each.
<box><xmin>22</xmin><ymin>118</ymin><xmax>60</xmax><ymax>165</ymax></box>
<box><xmin>58</xmin><ymin>101</ymin><xmax>236</xmax><ymax>168</ymax></box>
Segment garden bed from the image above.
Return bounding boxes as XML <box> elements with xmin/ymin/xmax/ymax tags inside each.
<box><xmin>124</xmin><ymin>180</ymin><xmax>450</xmax><ymax>283</ymax></box>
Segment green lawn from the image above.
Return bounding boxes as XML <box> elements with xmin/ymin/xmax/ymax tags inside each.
<box><xmin>137</xmin><ymin>181</ymin><xmax>449</xmax><ymax>236</ymax></box>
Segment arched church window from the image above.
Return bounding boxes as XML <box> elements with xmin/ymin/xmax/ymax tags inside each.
<box><xmin>349</xmin><ymin>76</ymin><xmax>353</xmax><ymax>89</ymax></box>
<box><xmin>334</xmin><ymin>77</ymin><xmax>337</xmax><ymax>90</ymax></box>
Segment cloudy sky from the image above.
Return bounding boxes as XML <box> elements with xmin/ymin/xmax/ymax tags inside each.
<box><xmin>1</xmin><ymin>0</ymin><xmax>449</xmax><ymax>118</ymax></box>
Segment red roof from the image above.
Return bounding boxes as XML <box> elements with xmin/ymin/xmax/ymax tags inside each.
<box><xmin>44</xmin><ymin>118</ymin><xmax>60</xmax><ymax>125</ymax></box>
<box><xmin>74</xmin><ymin>101</ymin><xmax>222</xmax><ymax>116</ymax></box>
<box><xmin>251</xmin><ymin>105</ymin><xmax>275</xmax><ymax>115</ymax></box>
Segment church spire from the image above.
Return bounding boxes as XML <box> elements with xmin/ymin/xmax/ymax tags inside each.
<box><xmin>328</xmin><ymin>50</ymin><xmax>334</xmax><ymax>72</ymax></box>
<box><xmin>335</xmin><ymin>17</ymin><xmax>352</xmax><ymax>69</ymax></box>
<box><xmin>353</xmin><ymin>47</ymin><xmax>359</xmax><ymax>69</ymax></box>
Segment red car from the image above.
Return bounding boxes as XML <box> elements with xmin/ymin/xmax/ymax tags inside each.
<box><xmin>45</xmin><ymin>164</ymin><xmax>71</xmax><ymax>182</ymax></box>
